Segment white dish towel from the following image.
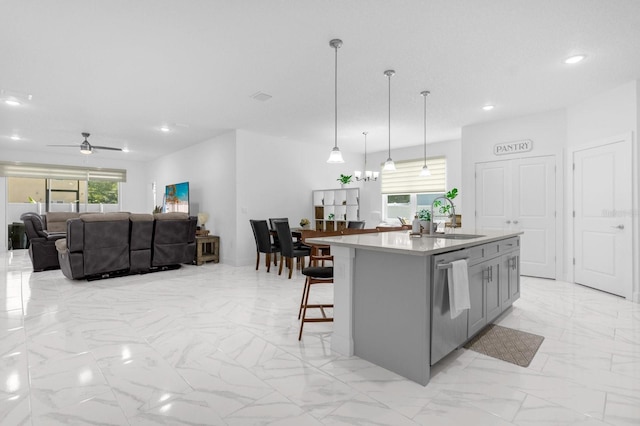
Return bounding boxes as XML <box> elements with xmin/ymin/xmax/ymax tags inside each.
<box><xmin>448</xmin><ymin>259</ymin><xmax>471</xmax><ymax>319</ymax></box>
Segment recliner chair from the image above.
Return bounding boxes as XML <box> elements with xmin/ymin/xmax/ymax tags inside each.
<box><xmin>151</xmin><ymin>212</ymin><xmax>197</xmax><ymax>267</ymax></box>
<box><xmin>57</xmin><ymin>212</ymin><xmax>132</xmax><ymax>280</ymax></box>
<box><xmin>20</xmin><ymin>212</ymin><xmax>66</xmax><ymax>271</ymax></box>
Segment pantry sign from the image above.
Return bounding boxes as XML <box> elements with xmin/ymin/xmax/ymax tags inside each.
<box><xmin>493</xmin><ymin>139</ymin><xmax>533</xmax><ymax>155</ymax></box>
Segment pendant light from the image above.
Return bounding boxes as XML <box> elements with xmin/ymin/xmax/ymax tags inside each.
<box><xmin>383</xmin><ymin>70</ymin><xmax>396</xmax><ymax>171</ymax></box>
<box><xmin>354</xmin><ymin>132</ymin><xmax>379</xmax><ymax>181</ymax></box>
<box><xmin>419</xmin><ymin>90</ymin><xmax>431</xmax><ymax>177</ymax></box>
<box><xmin>327</xmin><ymin>39</ymin><xmax>345</xmax><ymax>163</ymax></box>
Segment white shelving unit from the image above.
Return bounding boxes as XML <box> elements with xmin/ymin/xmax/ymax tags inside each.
<box><xmin>312</xmin><ymin>188</ymin><xmax>360</xmax><ymax>231</ymax></box>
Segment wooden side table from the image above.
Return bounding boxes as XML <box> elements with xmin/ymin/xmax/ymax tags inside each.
<box><xmin>195</xmin><ymin>235</ymin><xmax>220</xmax><ymax>265</ymax></box>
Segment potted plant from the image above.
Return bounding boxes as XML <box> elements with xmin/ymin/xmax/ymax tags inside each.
<box><xmin>299</xmin><ymin>218</ymin><xmax>310</xmax><ymax>229</ymax></box>
<box><xmin>433</xmin><ymin>188</ymin><xmax>458</xmax><ymax>216</ymax></box>
<box><xmin>337</xmin><ymin>174</ymin><xmax>352</xmax><ymax>187</ymax></box>
<box><xmin>417</xmin><ymin>209</ymin><xmax>432</xmax><ymax>234</ymax></box>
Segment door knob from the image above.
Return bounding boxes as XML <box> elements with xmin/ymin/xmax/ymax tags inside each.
<box><xmin>611</xmin><ymin>224</ymin><xmax>624</xmax><ymax>230</ymax></box>
<box><xmin>513</xmin><ymin>220</ymin><xmax>519</xmax><ymax>224</ymax></box>
<box><xmin>506</xmin><ymin>220</ymin><xmax>511</xmax><ymax>224</ymax></box>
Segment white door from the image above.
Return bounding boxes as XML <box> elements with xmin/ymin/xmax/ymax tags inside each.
<box><xmin>476</xmin><ymin>156</ymin><xmax>556</xmax><ymax>279</ymax></box>
<box><xmin>573</xmin><ymin>136</ymin><xmax>632</xmax><ymax>298</ymax></box>
<box><xmin>475</xmin><ymin>162</ymin><xmax>511</xmax><ymax>232</ymax></box>
<box><xmin>513</xmin><ymin>157</ymin><xmax>556</xmax><ymax>279</ymax></box>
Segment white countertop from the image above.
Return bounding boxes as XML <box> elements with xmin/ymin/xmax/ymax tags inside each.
<box><xmin>305</xmin><ymin>228</ymin><xmax>523</xmax><ymax>256</ymax></box>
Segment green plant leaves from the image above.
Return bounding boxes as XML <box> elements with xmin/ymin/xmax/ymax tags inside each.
<box><xmin>417</xmin><ymin>209</ymin><xmax>431</xmax><ymax>221</ymax></box>
<box><xmin>337</xmin><ymin>174</ymin><xmax>353</xmax><ymax>184</ymax></box>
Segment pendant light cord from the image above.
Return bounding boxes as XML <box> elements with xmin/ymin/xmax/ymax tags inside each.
<box><xmin>388</xmin><ymin>73</ymin><xmax>391</xmax><ymax>158</ymax></box>
<box><xmin>423</xmin><ymin>93</ymin><xmax>427</xmax><ymax>166</ymax></box>
<box><xmin>420</xmin><ymin>90</ymin><xmax>430</xmax><ymax>168</ymax></box>
<box><xmin>363</xmin><ymin>131</ymin><xmax>368</xmax><ymax>169</ymax></box>
<box><xmin>334</xmin><ymin>44</ymin><xmax>338</xmax><ymax>150</ymax></box>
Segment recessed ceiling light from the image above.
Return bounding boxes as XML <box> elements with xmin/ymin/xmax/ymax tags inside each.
<box><xmin>564</xmin><ymin>55</ymin><xmax>586</xmax><ymax>64</ymax></box>
<box><xmin>4</xmin><ymin>99</ymin><xmax>21</xmax><ymax>106</ymax></box>
<box><xmin>122</xmin><ymin>147</ymin><xmax>130</xmax><ymax>153</ymax></box>
<box><xmin>482</xmin><ymin>105</ymin><xmax>495</xmax><ymax>111</ymax></box>
<box><xmin>160</xmin><ymin>126</ymin><xmax>170</xmax><ymax>132</ymax></box>
<box><xmin>10</xmin><ymin>135</ymin><xmax>21</xmax><ymax>141</ymax></box>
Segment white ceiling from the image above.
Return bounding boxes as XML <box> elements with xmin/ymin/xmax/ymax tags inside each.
<box><xmin>2</xmin><ymin>0</ymin><xmax>640</xmax><ymax>162</ymax></box>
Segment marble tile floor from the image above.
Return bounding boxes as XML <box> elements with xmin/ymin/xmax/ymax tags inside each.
<box><xmin>1</xmin><ymin>249</ymin><xmax>639</xmax><ymax>426</ymax></box>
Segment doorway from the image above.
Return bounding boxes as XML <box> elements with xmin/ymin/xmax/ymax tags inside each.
<box><xmin>475</xmin><ymin>155</ymin><xmax>557</xmax><ymax>279</ymax></box>
<box><xmin>573</xmin><ymin>134</ymin><xmax>632</xmax><ymax>298</ymax></box>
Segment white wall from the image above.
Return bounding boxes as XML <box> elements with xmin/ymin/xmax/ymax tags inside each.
<box><xmin>146</xmin><ymin>129</ymin><xmax>362</xmax><ymax>266</ymax></box>
<box><xmin>147</xmin><ymin>131</ymin><xmax>237</xmax><ymax>264</ymax></box>
<box><xmin>460</xmin><ymin>81</ymin><xmax>640</xmax><ymax>302</ymax></box>
<box><xmin>361</xmin><ymin>139</ymin><xmax>462</xmax><ymax>224</ymax></box>
<box><xmin>566</xmin><ymin>80</ymin><xmax>639</xmax><ymax>301</ymax></box>
<box><xmin>235</xmin><ymin>129</ymin><xmax>362</xmax><ymax>266</ymax></box>
<box><xmin>567</xmin><ymin>81</ymin><xmax>637</xmax><ymax>147</ymax></box>
<box><xmin>461</xmin><ymin>109</ymin><xmax>566</xmax><ymax>227</ymax></box>
<box><xmin>1</xmin><ymin>148</ymin><xmax>149</xmax><ymax>251</ymax></box>
<box><xmin>461</xmin><ymin>109</ymin><xmax>566</xmax><ymax>279</ymax></box>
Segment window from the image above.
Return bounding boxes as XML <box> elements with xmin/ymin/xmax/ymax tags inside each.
<box><xmin>8</xmin><ymin>177</ymin><xmax>120</xmax><ymax>212</ymax></box>
<box><xmin>87</xmin><ymin>181</ymin><xmax>119</xmax><ymax>204</ymax></box>
<box><xmin>381</xmin><ymin>157</ymin><xmax>447</xmax><ymax>223</ymax></box>
<box><xmin>7</xmin><ymin>177</ymin><xmax>45</xmax><ymax>203</ymax></box>
<box><xmin>0</xmin><ymin>162</ymin><xmax>126</xmax><ymax>181</ymax></box>
<box><xmin>2</xmin><ymin>162</ymin><xmax>125</xmax><ymax>214</ymax></box>
<box><xmin>386</xmin><ymin>194</ymin><xmax>412</xmax><ymax>222</ymax></box>
<box><xmin>381</xmin><ymin>157</ymin><xmax>446</xmax><ymax>194</ymax></box>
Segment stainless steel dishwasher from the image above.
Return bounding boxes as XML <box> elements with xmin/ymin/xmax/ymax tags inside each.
<box><xmin>430</xmin><ymin>248</ymin><xmax>470</xmax><ymax>365</ymax></box>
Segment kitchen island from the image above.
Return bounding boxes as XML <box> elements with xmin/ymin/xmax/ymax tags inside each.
<box><xmin>305</xmin><ymin>229</ymin><xmax>523</xmax><ymax>385</ymax></box>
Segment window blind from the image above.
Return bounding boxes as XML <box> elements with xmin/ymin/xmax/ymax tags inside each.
<box><xmin>381</xmin><ymin>156</ymin><xmax>446</xmax><ymax>194</ymax></box>
<box><xmin>0</xmin><ymin>162</ymin><xmax>126</xmax><ymax>182</ymax></box>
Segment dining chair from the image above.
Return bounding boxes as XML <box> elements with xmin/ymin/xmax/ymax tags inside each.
<box><xmin>299</xmin><ymin>254</ymin><xmax>334</xmax><ymax>340</ymax></box>
<box><xmin>274</xmin><ymin>220</ymin><xmax>311</xmax><ymax>279</ymax></box>
<box><xmin>347</xmin><ymin>220</ymin><xmax>365</xmax><ymax>229</ymax></box>
<box><xmin>249</xmin><ymin>220</ymin><xmax>279</xmax><ymax>272</ymax></box>
<box><xmin>269</xmin><ymin>217</ymin><xmax>288</xmax><ymax>230</ymax></box>
<box><xmin>269</xmin><ymin>217</ymin><xmax>288</xmax><ymax>249</ymax></box>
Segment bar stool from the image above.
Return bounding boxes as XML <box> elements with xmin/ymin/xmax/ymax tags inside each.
<box><xmin>298</xmin><ymin>255</ymin><xmax>334</xmax><ymax>340</ymax></box>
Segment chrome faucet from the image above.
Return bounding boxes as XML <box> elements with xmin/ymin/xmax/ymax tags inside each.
<box><xmin>431</xmin><ymin>196</ymin><xmax>456</xmax><ymax>231</ymax></box>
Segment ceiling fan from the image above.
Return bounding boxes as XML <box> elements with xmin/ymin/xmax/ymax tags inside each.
<box><xmin>48</xmin><ymin>132</ymin><xmax>124</xmax><ymax>155</ymax></box>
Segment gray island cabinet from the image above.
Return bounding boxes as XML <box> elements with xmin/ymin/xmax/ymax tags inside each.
<box><xmin>306</xmin><ymin>229</ymin><xmax>522</xmax><ymax>386</ymax></box>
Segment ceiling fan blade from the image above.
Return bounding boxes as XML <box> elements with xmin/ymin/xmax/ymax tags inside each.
<box><xmin>47</xmin><ymin>144</ymin><xmax>81</xmax><ymax>147</ymax></box>
<box><xmin>92</xmin><ymin>145</ymin><xmax>123</xmax><ymax>151</ymax></box>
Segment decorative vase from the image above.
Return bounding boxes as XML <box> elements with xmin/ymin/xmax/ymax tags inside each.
<box><xmin>420</xmin><ymin>220</ymin><xmax>433</xmax><ymax>234</ymax></box>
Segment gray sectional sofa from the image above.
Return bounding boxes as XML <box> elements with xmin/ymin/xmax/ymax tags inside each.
<box><xmin>55</xmin><ymin>212</ymin><xmax>197</xmax><ymax>280</ymax></box>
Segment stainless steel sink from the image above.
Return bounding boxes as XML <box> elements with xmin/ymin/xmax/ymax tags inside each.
<box><xmin>423</xmin><ymin>233</ymin><xmax>485</xmax><ymax>240</ymax></box>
